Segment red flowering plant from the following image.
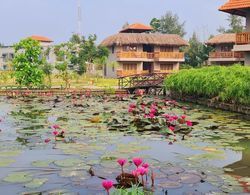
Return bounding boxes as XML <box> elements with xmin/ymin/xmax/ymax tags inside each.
<box><xmin>128</xmin><ymin>97</ymin><xmax>194</xmax><ymax>141</ymax></box>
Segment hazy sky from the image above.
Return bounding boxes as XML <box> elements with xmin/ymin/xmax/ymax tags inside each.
<box><xmin>0</xmin><ymin>0</ymin><xmax>234</xmax><ymax>45</ymax></box>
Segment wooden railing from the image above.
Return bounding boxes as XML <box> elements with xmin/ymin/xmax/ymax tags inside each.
<box><xmin>209</xmin><ymin>51</ymin><xmax>244</xmax><ymax>59</ymax></box>
<box><xmin>236</xmin><ymin>32</ymin><xmax>250</xmax><ymax>44</ymax></box>
<box><xmin>117</xmin><ymin>70</ymin><xmax>149</xmax><ymax>77</ymax></box>
<box><xmin>154</xmin><ymin>52</ymin><xmax>184</xmax><ymax>59</ymax></box>
<box><xmin>117</xmin><ymin>52</ymin><xmax>149</xmax><ymax>59</ymax></box>
<box><xmin>117</xmin><ymin>52</ymin><xmax>184</xmax><ymax>60</ymax></box>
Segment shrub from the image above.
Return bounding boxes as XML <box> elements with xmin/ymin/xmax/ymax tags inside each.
<box><xmin>164</xmin><ymin>65</ymin><xmax>250</xmax><ymax>105</ymax></box>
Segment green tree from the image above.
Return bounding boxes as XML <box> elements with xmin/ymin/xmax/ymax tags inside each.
<box><xmin>13</xmin><ymin>38</ymin><xmax>44</xmax><ymax>88</ymax></box>
<box><xmin>55</xmin><ymin>62</ymin><xmax>72</xmax><ymax>89</ymax></box>
<box><xmin>184</xmin><ymin>33</ymin><xmax>213</xmax><ymax>67</ymax></box>
<box><xmin>150</xmin><ymin>11</ymin><xmax>186</xmax><ymax>37</ymax></box>
<box><xmin>54</xmin><ymin>34</ymin><xmax>109</xmax><ymax>76</ymax></box>
<box><xmin>217</xmin><ymin>15</ymin><xmax>245</xmax><ymax>33</ymax></box>
<box><xmin>41</xmin><ymin>62</ymin><xmax>53</xmax><ymax>87</ymax></box>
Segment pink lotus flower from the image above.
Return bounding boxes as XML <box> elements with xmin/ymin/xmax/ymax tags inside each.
<box><xmin>186</xmin><ymin>120</ymin><xmax>193</xmax><ymax>127</ymax></box>
<box><xmin>132</xmin><ymin>170</ymin><xmax>139</xmax><ymax>177</ymax></box>
<box><xmin>52</xmin><ymin>130</ymin><xmax>59</xmax><ymax>136</ymax></box>
<box><xmin>169</xmin><ymin>126</ymin><xmax>175</xmax><ymax>131</ymax></box>
<box><xmin>44</xmin><ymin>138</ymin><xmax>51</xmax><ymax>143</ymax></box>
<box><xmin>117</xmin><ymin>158</ymin><xmax>127</xmax><ymax>167</ymax></box>
<box><xmin>181</xmin><ymin>115</ymin><xmax>186</xmax><ymax>119</ymax></box>
<box><xmin>132</xmin><ymin>157</ymin><xmax>143</xmax><ymax>167</ymax></box>
<box><xmin>172</xmin><ymin>116</ymin><xmax>178</xmax><ymax>120</ymax></box>
<box><xmin>117</xmin><ymin>158</ymin><xmax>127</xmax><ymax>174</ymax></box>
<box><xmin>102</xmin><ymin>180</ymin><xmax>113</xmax><ymax>195</ymax></box>
<box><xmin>149</xmin><ymin>113</ymin><xmax>155</xmax><ymax>119</ymax></box>
<box><xmin>142</xmin><ymin>163</ymin><xmax>149</xmax><ymax>169</ymax></box>
<box><xmin>162</xmin><ymin>114</ymin><xmax>170</xmax><ymax>119</ymax></box>
<box><xmin>51</xmin><ymin>124</ymin><xmax>60</xmax><ymax>130</ymax></box>
<box><xmin>129</xmin><ymin>103</ymin><xmax>136</xmax><ymax>108</ymax></box>
<box><xmin>150</xmin><ymin>108</ymin><xmax>157</xmax><ymax>114</ymax></box>
<box><xmin>128</xmin><ymin>107</ymin><xmax>134</xmax><ymax>113</ymax></box>
<box><xmin>137</xmin><ymin>167</ymin><xmax>146</xmax><ymax>176</ymax></box>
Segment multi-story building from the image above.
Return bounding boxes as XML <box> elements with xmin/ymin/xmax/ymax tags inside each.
<box><xmin>101</xmin><ymin>23</ymin><xmax>188</xmax><ymax>77</ymax></box>
<box><xmin>219</xmin><ymin>0</ymin><xmax>250</xmax><ymax>65</ymax></box>
<box><xmin>0</xmin><ymin>35</ymin><xmax>56</xmax><ymax>70</ymax></box>
<box><xmin>207</xmin><ymin>33</ymin><xmax>244</xmax><ymax>65</ymax></box>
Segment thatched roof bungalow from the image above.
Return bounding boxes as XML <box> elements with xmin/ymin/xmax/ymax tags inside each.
<box><xmin>101</xmin><ymin>33</ymin><xmax>188</xmax><ymax>47</ymax></box>
<box><xmin>206</xmin><ymin>34</ymin><xmax>244</xmax><ymax>65</ymax></box>
<box><xmin>101</xmin><ymin>23</ymin><xmax>188</xmax><ymax>78</ymax></box>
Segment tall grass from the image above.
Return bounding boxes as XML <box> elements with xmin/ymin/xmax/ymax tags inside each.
<box><xmin>164</xmin><ymin>65</ymin><xmax>250</xmax><ymax>105</ymax></box>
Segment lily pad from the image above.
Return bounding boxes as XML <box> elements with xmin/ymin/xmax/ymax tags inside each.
<box><xmin>0</xmin><ymin>159</ymin><xmax>15</xmax><ymax>167</ymax></box>
<box><xmin>158</xmin><ymin>180</ymin><xmax>182</xmax><ymax>189</ymax></box>
<box><xmin>32</xmin><ymin>160</ymin><xmax>54</xmax><ymax>167</ymax></box>
<box><xmin>3</xmin><ymin>172</ymin><xmax>33</xmax><ymax>183</ymax></box>
<box><xmin>25</xmin><ymin>178</ymin><xmax>48</xmax><ymax>189</ymax></box>
<box><xmin>54</xmin><ymin>158</ymin><xmax>83</xmax><ymax>167</ymax></box>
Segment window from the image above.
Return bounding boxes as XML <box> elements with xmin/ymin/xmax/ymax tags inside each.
<box><xmin>221</xmin><ymin>45</ymin><xmax>233</xmax><ymax>52</ymax></box>
<box><xmin>111</xmin><ymin>45</ymin><xmax>115</xmax><ymax>54</ymax></box>
<box><xmin>123</xmin><ymin>63</ymin><xmax>137</xmax><ymax>71</ymax></box>
<box><xmin>160</xmin><ymin>63</ymin><xmax>174</xmax><ymax>71</ymax></box>
<box><xmin>9</xmin><ymin>53</ymin><xmax>14</xmax><ymax>59</ymax></box>
<box><xmin>160</xmin><ymin>46</ymin><xmax>174</xmax><ymax>52</ymax></box>
<box><xmin>122</xmin><ymin>45</ymin><xmax>137</xmax><ymax>52</ymax></box>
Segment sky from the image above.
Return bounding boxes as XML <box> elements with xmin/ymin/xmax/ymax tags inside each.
<box><xmin>0</xmin><ymin>0</ymin><xmax>233</xmax><ymax>45</ymax></box>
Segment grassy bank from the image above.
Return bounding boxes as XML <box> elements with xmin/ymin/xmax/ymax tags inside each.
<box><xmin>164</xmin><ymin>65</ymin><xmax>250</xmax><ymax>105</ymax></box>
<box><xmin>0</xmin><ymin>71</ymin><xmax>118</xmax><ymax>89</ymax></box>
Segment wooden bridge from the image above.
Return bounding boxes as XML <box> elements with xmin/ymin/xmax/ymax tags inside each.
<box><xmin>118</xmin><ymin>72</ymin><xmax>170</xmax><ymax>94</ymax></box>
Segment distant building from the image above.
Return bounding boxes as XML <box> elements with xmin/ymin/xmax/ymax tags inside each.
<box><xmin>0</xmin><ymin>35</ymin><xmax>56</xmax><ymax>70</ymax></box>
<box><xmin>101</xmin><ymin>23</ymin><xmax>188</xmax><ymax>78</ymax></box>
<box><xmin>206</xmin><ymin>34</ymin><xmax>244</xmax><ymax>65</ymax></box>
<box><xmin>219</xmin><ymin>0</ymin><xmax>250</xmax><ymax>65</ymax></box>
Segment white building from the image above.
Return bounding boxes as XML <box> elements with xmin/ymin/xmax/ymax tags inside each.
<box><xmin>0</xmin><ymin>35</ymin><xmax>56</xmax><ymax>70</ymax></box>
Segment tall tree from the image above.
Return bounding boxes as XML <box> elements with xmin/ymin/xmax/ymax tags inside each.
<box><xmin>150</xmin><ymin>11</ymin><xmax>186</xmax><ymax>37</ymax></box>
<box><xmin>13</xmin><ymin>38</ymin><xmax>44</xmax><ymax>88</ymax></box>
<box><xmin>54</xmin><ymin>34</ymin><xmax>109</xmax><ymax>75</ymax></box>
<box><xmin>184</xmin><ymin>33</ymin><xmax>213</xmax><ymax>67</ymax></box>
<box><xmin>217</xmin><ymin>15</ymin><xmax>245</xmax><ymax>33</ymax></box>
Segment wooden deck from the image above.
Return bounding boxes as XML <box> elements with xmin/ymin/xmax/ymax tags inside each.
<box><xmin>118</xmin><ymin>72</ymin><xmax>170</xmax><ymax>94</ymax></box>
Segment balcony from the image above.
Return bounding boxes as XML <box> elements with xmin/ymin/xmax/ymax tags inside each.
<box><xmin>154</xmin><ymin>52</ymin><xmax>184</xmax><ymax>60</ymax></box>
<box><xmin>116</xmin><ymin>70</ymin><xmax>149</xmax><ymax>77</ymax></box>
<box><xmin>209</xmin><ymin>51</ymin><xmax>244</xmax><ymax>59</ymax></box>
<box><xmin>116</xmin><ymin>51</ymin><xmax>185</xmax><ymax>61</ymax></box>
<box><xmin>116</xmin><ymin>52</ymin><xmax>154</xmax><ymax>61</ymax></box>
<box><xmin>236</xmin><ymin>32</ymin><xmax>250</xmax><ymax>45</ymax></box>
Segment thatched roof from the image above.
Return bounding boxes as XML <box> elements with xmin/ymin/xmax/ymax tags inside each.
<box><xmin>206</xmin><ymin>34</ymin><xmax>236</xmax><ymax>45</ymax></box>
<box><xmin>120</xmin><ymin>23</ymin><xmax>153</xmax><ymax>33</ymax></box>
<box><xmin>29</xmin><ymin>35</ymin><xmax>53</xmax><ymax>43</ymax></box>
<box><xmin>101</xmin><ymin>33</ymin><xmax>188</xmax><ymax>47</ymax></box>
<box><xmin>219</xmin><ymin>0</ymin><xmax>250</xmax><ymax>17</ymax></box>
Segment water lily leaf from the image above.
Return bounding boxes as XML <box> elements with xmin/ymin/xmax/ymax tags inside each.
<box><xmin>0</xmin><ymin>150</ymin><xmax>21</xmax><ymax>157</ymax></box>
<box><xmin>54</xmin><ymin>158</ymin><xmax>83</xmax><ymax>167</ymax></box>
<box><xmin>32</xmin><ymin>160</ymin><xmax>54</xmax><ymax>167</ymax></box>
<box><xmin>158</xmin><ymin>181</ymin><xmax>182</xmax><ymax>189</ymax></box>
<box><xmin>160</xmin><ymin>166</ymin><xmax>185</xmax><ymax>175</ymax></box>
<box><xmin>25</xmin><ymin>178</ymin><xmax>48</xmax><ymax>189</ymax></box>
<box><xmin>3</xmin><ymin>172</ymin><xmax>32</xmax><ymax>183</ymax></box>
<box><xmin>0</xmin><ymin>159</ymin><xmax>15</xmax><ymax>167</ymax></box>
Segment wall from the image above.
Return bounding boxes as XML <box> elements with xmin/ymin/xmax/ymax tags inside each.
<box><xmin>246</xmin><ymin>12</ymin><xmax>250</xmax><ymax>32</ymax></box>
<box><xmin>0</xmin><ymin>46</ymin><xmax>14</xmax><ymax>70</ymax></box>
<box><xmin>105</xmin><ymin>46</ymin><xmax>120</xmax><ymax>78</ymax></box>
<box><xmin>245</xmin><ymin>52</ymin><xmax>250</xmax><ymax>66</ymax></box>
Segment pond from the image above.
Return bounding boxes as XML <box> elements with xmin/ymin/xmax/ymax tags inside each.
<box><xmin>0</xmin><ymin>95</ymin><xmax>249</xmax><ymax>195</ymax></box>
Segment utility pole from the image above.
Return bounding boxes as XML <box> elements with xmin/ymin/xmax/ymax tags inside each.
<box><xmin>77</xmin><ymin>0</ymin><xmax>82</xmax><ymax>36</ymax></box>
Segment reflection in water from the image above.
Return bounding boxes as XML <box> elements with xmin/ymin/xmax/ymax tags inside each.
<box><xmin>224</xmin><ymin>140</ymin><xmax>250</xmax><ymax>176</ymax></box>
